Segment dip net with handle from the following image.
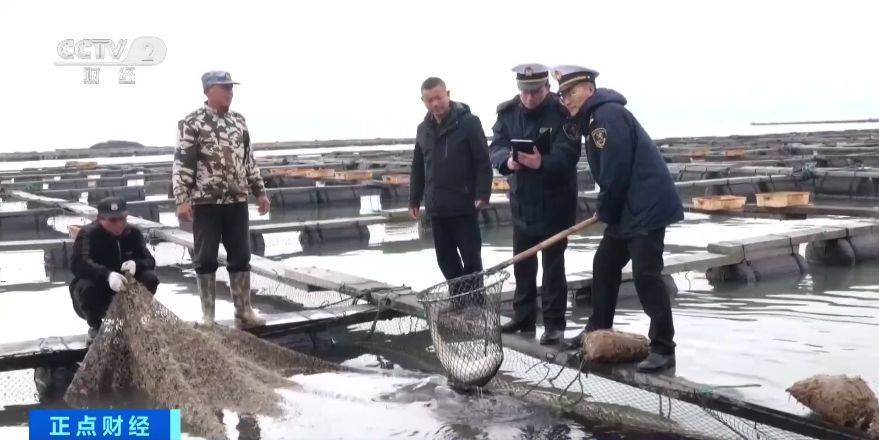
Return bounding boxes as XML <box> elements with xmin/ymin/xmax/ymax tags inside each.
<box><xmin>417</xmin><ymin>269</ymin><xmax>509</xmax><ymax>388</ymax></box>
<box><xmin>417</xmin><ymin>216</ymin><xmax>599</xmax><ymax>388</ymax></box>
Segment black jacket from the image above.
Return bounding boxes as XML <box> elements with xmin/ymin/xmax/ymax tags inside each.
<box><xmin>410</xmin><ymin>102</ymin><xmax>492</xmax><ymax>218</ymax></box>
<box><xmin>577</xmin><ymin>89</ymin><xmax>683</xmax><ymax>237</ymax></box>
<box><xmin>71</xmin><ymin>221</ymin><xmax>156</xmax><ymax>284</ymax></box>
<box><xmin>489</xmin><ymin>94</ymin><xmax>580</xmax><ymax>237</ymax></box>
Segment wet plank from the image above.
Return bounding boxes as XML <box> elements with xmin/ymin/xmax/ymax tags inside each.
<box><xmin>282</xmin><ymin>266</ymin><xmax>406</xmax><ymax>296</ymax></box>
<box><xmin>0</xmin><ymin>238</ymin><xmax>71</xmax><ymax>251</ymax></box>
<box><xmin>689</xmin><ymin>203</ymin><xmax>879</xmax><ymax>218</ymax></box>
<box><xmin>0</xmin><ymin>208</ymin><xmax>61</xmax><ymax>218</ymax></box>
<box><xmin>567</xmin><ymin>251</ymin><xmax>740</xmax><ymax>290</ymax></box>
<box><xmin>706</xmin><ymin>223</ymin><xmax>876</xmax><ymax>255</ymax></box>
<box><xmin>250</xmin><ymin>216</ymin><xmax>388</xmax><ymax>233</ymax></box>
<box><xmin>501</xmin><ymin>333</ymin><xmax>866</xmax><ymax>440</ymax></box>
<box><xmin>0</xmin><ymin>304</ymin><xmax>380</xmax><ymax>372</ymax></box>
<box><xmin>8</xmin><ymin>190</ymin><xmax>167</xmax><ymax>231</ymax></box>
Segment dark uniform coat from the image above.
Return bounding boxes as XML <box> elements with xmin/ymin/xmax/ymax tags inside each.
<box><xmin>577</xmin><ymin>89</ymin><xmax>683</xmax><ymax>237</ymax></box>
<box><xmin>489</xmin><ymin>95</ymin><xmax>580</xmax><ymax>237</ymax></box>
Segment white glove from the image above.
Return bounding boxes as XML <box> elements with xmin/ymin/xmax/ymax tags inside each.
<box><xmin>121</xmin><ymin>260</ymin><xmax>137</xmax><ymax>276</ymax></box>
<box><xmin>107</xmin><ymin>272</ymin><xmax>128</xmax><ymax>293</ymax></box>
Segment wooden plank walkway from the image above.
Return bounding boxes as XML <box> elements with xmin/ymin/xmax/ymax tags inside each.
<box><xmin>0</xmin><ymin>238</ymin><xmax>71</xmax><ymax>252</ymax></box>
<box><xmin>501</xmin><ymin>333</ymin><xmax>865</xmax><ymax>440</ymax></box>
<box><xmin>250</xmin><ymin>216</ymin><xmax>388</xmax><ymax>234</ymax></box>
<box><xmin>685</xmin><ymin>202</ymin><xmax>879</xmax><ymax>219</ymax></box>
<box><xmin>0</xmin><ymin>208</ymin><xmax>61</xmax><ymax>218</ymax></box>
<box><xmin>0</xmin><ymin>304</ymin><xmax>380</xmax><ymax>372</ymax></box>
<box><xmin>581</xmin><ymin>175</ymin><xmax>794</xmax><ymax>199</ymax></box>
<box><xmin>707</xmin><ymin>223</ymin><xmax>878</xmax><ymax>257</ymax></box>
<box><xmin>566</xmin><ymin>251</ymin><xmax>740</xmax><ymax>291</ymax></box>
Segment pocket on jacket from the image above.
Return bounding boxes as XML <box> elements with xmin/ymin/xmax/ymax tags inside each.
<box><xmin>432</xmin><ymin>187</ymin><xmax>470</xmax><ymax>213</ymax></box>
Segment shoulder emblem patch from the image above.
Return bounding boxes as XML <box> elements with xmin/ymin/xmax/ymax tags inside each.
<box><xmin>591</xmin><ymin>127</ymin><xmax>608</xmax><ymax>149</ymax></box>
<box><xmin>562</xmin><ymin>121</ymin><xmax>581</xmax><ymax>141</ymax></box>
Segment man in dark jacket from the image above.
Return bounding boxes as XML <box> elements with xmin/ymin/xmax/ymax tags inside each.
<box><xmin>70</xmin><ymin>197</ymin><xmax>159</xmax><ymax>339</ymax></box>
<box><xmin>554</xmin><ymin>65</ymin><xmax>684</xmax><ymax>372</ymax></box>
<box><xmin>489</xmin><ymin>64</ymin><xmax>581</xmax><ymax>345</ymax></box>
<box><xmin>410</xmin><ymin>77</ymin><xmax>493</xmax><ymax>281</ymax></box>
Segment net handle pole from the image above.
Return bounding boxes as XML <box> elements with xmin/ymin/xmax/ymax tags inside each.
<box><xmin>495</xmin><ymin>215</ymin><xmax>599</xmax><ymax>270</ymax></box>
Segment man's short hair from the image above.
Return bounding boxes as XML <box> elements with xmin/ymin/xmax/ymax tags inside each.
<box><xmin>421</xmin><ymin>77</ymin><xmax>446</xmax><ymax>92</ymax></box>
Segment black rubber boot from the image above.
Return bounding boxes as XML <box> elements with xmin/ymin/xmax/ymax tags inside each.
<box><xmin>539</xmin><ymin>329</ymin><xmax>564</xmax><ymax>345</ymax></box>
<box><xmin>500</xmin><ymin>319</ymin><xmax>536</xmax><ymax>334</ymax></box>
<box><xmin>637</xmin><ymin>352</ymin><xmax>676</xmax><ymax>373</ymax></box>
<box><xmin>561</xmin><ymin>330</ymin><xmax>587</xmax><ymax>350</ymax></box>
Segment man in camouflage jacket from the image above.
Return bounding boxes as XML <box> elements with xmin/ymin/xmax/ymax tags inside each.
<box><xmin>172</xmin><ymin>70</ymin><xmax>270</xmax><ymax>329</ymax></box>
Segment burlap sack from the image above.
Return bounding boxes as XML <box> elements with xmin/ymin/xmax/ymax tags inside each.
<box><xmin>787</xmin><ymin>374</ymin><xmax>878</xmax><ymax>431</ymax></box>
<box><xmin>582</xmin><ymin>329</ymin><xmax>650</xmax><ymax>363</ymax></box>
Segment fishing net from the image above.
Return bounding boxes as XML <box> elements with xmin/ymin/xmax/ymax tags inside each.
<box><xmin>347</xmin><ymin>315</ymin><xmax>834</xmax><ymax>440</ymax></box>
<box><xmin>417</xmin><ymin>270</ymin><xmax>508</xmax><ymax>388</ymax></box>
<box><xmin>63</xmin><ymin>278</ymin><xmax>345</xmax><ymax>439</ymax></box>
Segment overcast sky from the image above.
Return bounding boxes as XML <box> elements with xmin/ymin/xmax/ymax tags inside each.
<box><xmin>0</xmin><ymin>0</ymin><xmax>876</xmax><ymax>152</ymax></box>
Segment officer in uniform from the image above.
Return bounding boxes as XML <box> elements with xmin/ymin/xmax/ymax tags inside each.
<box><xmin>70</xmin><ymin>197</ymin><xmax>159</xmax><ymax>340</ymax></box>
<box><xmin>173</xmin><ymin>70</ymin><xmax>270</xmax><ymax>330</ymax></box>
<box><xmin>489</xmin><ymin>64</ymin><xmax>581</xmax><ymax>345</ymax></box>
<box><xmin>554</xmin><ymin>65</ymin><xmax>683</xmax><ymax>371</ymax></box>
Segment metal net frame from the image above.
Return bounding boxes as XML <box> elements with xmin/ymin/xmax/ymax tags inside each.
<box><xmin>417</xmin><ymin>270</ymin><xmax>509</xmax><ymax>388</ymax></box>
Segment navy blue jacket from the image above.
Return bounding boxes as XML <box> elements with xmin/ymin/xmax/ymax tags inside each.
<box><xmin>490</xmin><ymin>95</ymin><xmax>581</xmax><ymax>237</ymax></box>
<box><xmin>578</xmin><ymin>89</ymin><xmax>683</xmax><ymax>237</ymax></box>
<box><xmin>410</xmin><ymin>102</ymin><xmax>493</xmax><ymax>218</ymax></box>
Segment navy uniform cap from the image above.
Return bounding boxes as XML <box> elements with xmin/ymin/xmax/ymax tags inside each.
<box><xmin>552</xmin><ymin>65</ymin><xmax>599</xmax><ymax>92</ymax></box>
<box><xmin>201</xmin><ymin>70</ymin><xmax>240</xmax><ymax>91</ymax></box>
<box><xmin>96</xmin><ymin>196</ymin><xmax>128</xmax><ymax>219</ymax></box>
<box><xmin>512</xmin><ymin>63</ymin><xmax>550</xmax><ymax>91</ymax></box>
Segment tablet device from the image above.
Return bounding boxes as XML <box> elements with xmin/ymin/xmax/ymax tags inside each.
<box><xmin>511</xmin><ymin>128</ymin><xmax>552</xmax><ymax>162</ymax></box>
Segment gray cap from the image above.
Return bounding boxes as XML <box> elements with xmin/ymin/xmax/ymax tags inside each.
<box><xmin>201</xmin><ymin>70</ymin><xmax>240</xmax><ymax>91</ymax></box>
<box><xmin>512</xmin><ymin>63</ymin><xmax>550</xmax><ymax>91</ymax></box>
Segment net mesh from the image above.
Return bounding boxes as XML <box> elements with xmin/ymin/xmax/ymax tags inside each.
<box><xmin>347</xmin><ymin>315</ymin><xmax>824</xmax><ymax>440</ymax></box>
<box><xmin>62</xmin><ymin>279</ymin><xmax>345</xmax><ymax>439</ymax></box>
<box><xmin>417</xmin><ymin>270</ymin><xmax>508</xmax><ymax>387</ymax></box>
<box><xmin>0</xmin><ymin>284</ymin><xmax>832</xmax><ymax>440</ymax></box>
<box><xmin>0</xmin><ymin>243</ymin><xmax>837</xmax><ymax>439</ymax></box>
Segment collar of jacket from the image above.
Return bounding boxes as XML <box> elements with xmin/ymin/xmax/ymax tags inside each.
<box><xmin>203</xmin><ymin>101</ymin><xmax>230</xmax><ymax>118</ymax></box>
<box><xmin>424</xmin><ymin>101</ymin><xmax>465</xmax><ymax>138</ymax></box>
<box><xmin>522</xmin><ymin>93</ymin><xmax>558</xmax><ymax>117</ymax></box>
<box><xmin>578</xmin><ymin>88</ymin><xmax>628</xmax><ymax>121</ymax></box>
<box><xmin>94</xmin><ymin>221</ymin><xmax>132</xmax><ymax>241</ymax></box>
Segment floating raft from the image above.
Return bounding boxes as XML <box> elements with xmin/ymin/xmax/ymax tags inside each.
<box><xmin>0</xmin><ymin>304</ymin><xmax>382</xmax><ymax>373</ymax></box>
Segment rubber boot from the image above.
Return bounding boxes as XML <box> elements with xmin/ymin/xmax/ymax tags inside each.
<box><xmin>229</xmin><ymin>271</ymin><xmax>265</xmax><ymax>329</ymax></box>
<box><xmin>196</xmin><ymin>273</ymin><xmax>216</xmax><ymax>328</ymax></box>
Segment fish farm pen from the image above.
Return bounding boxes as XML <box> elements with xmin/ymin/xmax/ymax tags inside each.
<box><xmin>1</xmin><ymin>129</ymin><xmax>879</xmax><ymax>439</ymax></box>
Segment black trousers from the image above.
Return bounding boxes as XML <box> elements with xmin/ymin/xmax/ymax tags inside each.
<box><xmin>430</xmin><ymin>213</ymin><xmax>483</xmax><ymax>281</ymax></box>
<box><xmin>511</xmin><ymin>228</ymin><xmax>568</xmax><ymax>331</ymax></box>
<box><xmin>586</xmin><ymin>228</ymin><xmax>675</xmax><ymax>354</ymax></box>
<box><xmin>70</xmin><ymin>270</ymin><xmax>159</xmax><ymax>329</ymax></box>
<box><xmin>193</xmin><ymin>202</ymin><xmax>251</xmax><ymax>274</ymax></box>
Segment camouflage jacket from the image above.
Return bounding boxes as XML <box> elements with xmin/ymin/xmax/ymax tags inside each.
<box><xmin>172</xmin><ymin>104</ymin><xmax>266</xmax><ymax>205</ymax></box>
